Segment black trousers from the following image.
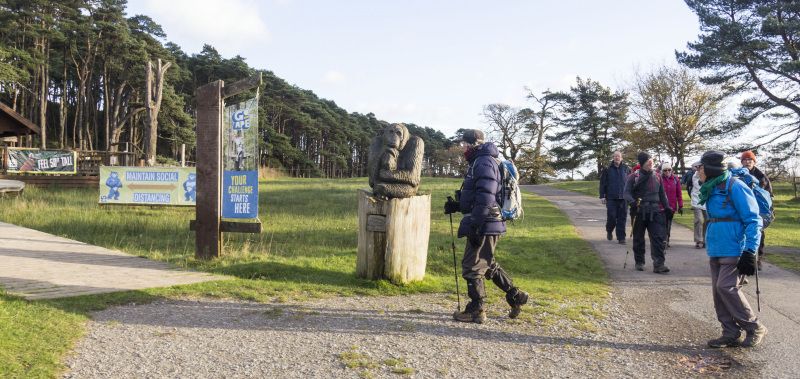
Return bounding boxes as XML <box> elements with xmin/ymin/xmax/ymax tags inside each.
<box><xmin>605</xmin><ymin>199</ymin><xmax>627</xmax><ymax>242</ymax></box>
<box><xmin>632</xmin><ymin>210</ymin><xmax>666</xmax><ymax>267</ymax></box>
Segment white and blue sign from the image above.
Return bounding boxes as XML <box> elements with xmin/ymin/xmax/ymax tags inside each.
<box><xmin>222</xmin><ymin>171</ymin><xmax>258</xmax><ymax>218</ymax></box>
<box><xmin>231</xmin><ymin>108</ymin><xmax>251</xmax><ymax>130</ymax></box>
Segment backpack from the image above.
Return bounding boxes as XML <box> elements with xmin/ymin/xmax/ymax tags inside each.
<box><xmin>493</xmin><ymin>157</ymin><xmax>523</xmax><ymax>222</ymax></box>
<box><xmin>716</xmin><ymin>169</ymin><xmax>775</xmax><ymax>229</ymax></box>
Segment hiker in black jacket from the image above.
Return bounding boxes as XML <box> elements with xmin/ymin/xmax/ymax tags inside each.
<box><xmin>740</xmin><ymin>150</ymin><xmax>773</xmax><ymax>270</ymax></box>
<box><xmin>623</xmin><ymin>152</ymin><xmax>673</xmax><ymax>273</ymax></box>
<box><xmin>600</xmin><ymin>151</ymin><xmax>630</xmax><ymax>244</ymax></box>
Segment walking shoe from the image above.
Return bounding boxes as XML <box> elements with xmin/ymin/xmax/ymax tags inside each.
<box><xmin>743</xmin><ymin>277</ymin><xmax>749</xmax><ymax>285</ymax></box>
<box><xmin>653</xmin><ymin>265</ymin><xmax>670</xmax><ymax>274</ymax></box>
<box><xmin>695</xmin><ymin>242</ymin><xmax>702</xmax><ymax>249</ymax></box>
<box><xmin>708</xmin><ymin>335</ymin><xmax>744</xmax><ymax>348</ymax></box>
<box><xmin>607</xmin><ymin>231</ymin><xmax>613</xmax><ymax>241</ymax></box>
<box><xmin>453</xmin><ymin>309</ymin><xmax>486</xmax><ymax>324</ymax></box>
<box><xmin>618</xmin><ymin>240</ymin><xmax>625</xmax><ymax>244</ymax></box>
<box><xmin>741</xmin><ymin>325</ymin><xmax>767</xmax><ymax>347</ymax></box>
<box><xmin>506</xmin><ymin>288</ymin><xmax>529</xmax><ymax>319</ymax></box>
<box><xmin>635</xmin><ymin>263</ymin><xmax>644</xmax><ymax>271</ymax></box>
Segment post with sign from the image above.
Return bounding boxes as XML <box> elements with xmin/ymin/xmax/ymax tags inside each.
<box><xmin>193</xmin><ymin>74</ymin><xmax>262</xmax><ymax>259</ymax></box>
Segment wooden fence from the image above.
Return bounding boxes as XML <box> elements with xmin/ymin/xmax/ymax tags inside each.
<box><xmin>0</xmin><ymin>147</ymin><xmax>139</xmax><ymax>188</ymax></box>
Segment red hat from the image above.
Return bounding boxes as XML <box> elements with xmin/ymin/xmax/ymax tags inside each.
<box><xmin>741</xmin><ymin>150</ymin><xmax>756</xmax><ymax>163</ymax></box>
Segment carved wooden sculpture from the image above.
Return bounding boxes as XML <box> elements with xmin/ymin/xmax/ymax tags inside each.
<box><xmin>368</xmin><ymin>123</ymin><xmax>424</xmax><ymax>199</ymax></box>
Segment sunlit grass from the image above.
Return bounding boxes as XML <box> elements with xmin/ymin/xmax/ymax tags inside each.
<box><xmin>0</xmin><ymin>177</ymin><xmax>610</xmax><ymax>377</ymax></box>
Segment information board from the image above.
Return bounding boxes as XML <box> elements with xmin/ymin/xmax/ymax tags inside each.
<box><xmin>222</xmin><ymin>97</ymin><xmax>259</xmax><ymax>219</ymax></box>
<box><xmin>99</xmin><ymin>166</ymin><xmax>197</xmax><ymax>206</ymax></box>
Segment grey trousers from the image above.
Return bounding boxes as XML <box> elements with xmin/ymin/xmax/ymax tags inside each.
<box><xmin>710</xmin><ymin>257</ymin><xmax>760</xmax><ymax>338</ymax></box>
<box><xmin>692</xmin><ymin>207</ymin><xmax>708</xmax><ymax>243</ymax></box>
<box><xmin>461</xmin><ymin>235</ymin><xmax>500</xmax><ymax>280</ymax></box>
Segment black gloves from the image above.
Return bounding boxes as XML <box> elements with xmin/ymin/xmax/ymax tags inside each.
<box><xmin>738</xmin><ymin>249</ymin><xmax>757</xmax><ymax>276</ymax></box>
<box><xmin>467</xmin><ymin>225</ymin><xmax>482</xmax><ymax>247</ymax></box>
<box><xmin>678</xmin><ymin>206</ymin><xmax>683</xmax><ymax>215</ymax></box>
<box><xmin>444</xmin><ymin>199</ymin><xmax>460</xmax><ymax>214</ymax></box>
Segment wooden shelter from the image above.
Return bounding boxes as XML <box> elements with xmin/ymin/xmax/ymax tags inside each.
<box><xmin>0</xmin><ymin>101</ymin><xmax>40</xmax><ymax>146</ymax></box>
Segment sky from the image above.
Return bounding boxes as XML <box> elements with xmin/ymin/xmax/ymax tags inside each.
<box><xmin>124</xmin><ymin>0</ymin><xmax>704</xmax><ymax>140</ymax></box>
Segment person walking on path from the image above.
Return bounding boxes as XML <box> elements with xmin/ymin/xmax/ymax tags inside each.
<box><xmin>446</xmin><ymin>129</ymin><xmax>529</xmax><ymax>324</ymax></box>
<box><xmin>740</xmin><ymin>150</ymin><xmax>773</xmax><ymax>271</ymax></box>
<box><xmin>697</xmin><ymin>150</ymin><xmax>768</xmax><ymax>348</ymax></box>
<box><xmin>599</xmin><ymin>151</ymin><xmax>630</xmax><ymax>244</ymax></box>
<box><xmin>624</xmin><ymin>152</ymin><xmax>673</xmax><ymax>273</ymax></box>
<box><xmin>687</xmin><ymin>161</ymin><xmax>708</xmax><ymax>249</ymax></box>
<box><xmin>660</xmin><ymin>162</ymin><xmax>683</xmax><ymax>248</ymax></box>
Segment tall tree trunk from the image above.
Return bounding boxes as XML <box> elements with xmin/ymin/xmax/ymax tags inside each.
<box><xmin>144</xmin><ymin>59</ymin><xmax>172</xmax><ymax>166</ymax></box>
<box><xmin>39</xmin><ymin>64</ymin><xmax>49</xmax><ymax>149</ymax></box>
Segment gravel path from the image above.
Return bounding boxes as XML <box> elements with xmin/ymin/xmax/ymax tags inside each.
<box><xmin>62</xmin><ymin>185</ymin><xmax>795</xmax><ymax>378</ymax></box>
<box><xmin>61</xmin><ymin>293</ymin><xmax>754</xmax><ymax>378</ymax></box>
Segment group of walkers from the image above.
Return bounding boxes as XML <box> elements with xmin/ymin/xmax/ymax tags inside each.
<box><xmin>599</xmin><ymin>149</ymin><xmax>771</xmax><ymax>348</ymax></box>
<box><xmin>441</xmin><ymin>130</ymin><xmax>769</xmax><ymax>349</ymax></box>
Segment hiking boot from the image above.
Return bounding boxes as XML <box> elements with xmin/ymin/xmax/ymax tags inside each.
<box><xmin>741</xmin><ymin>325</ymin><xmax>767</xmax><ymax>347</ymax></box>
<box><xmin>695</xmin><ymin>242</ymin><xmax>702</xmax><ymax>249</ymax></box>
<box><xmin>757</xmin><ymin>260</ymin><xmax>763</xmax><ymax>271</ymax></box>
<box><xmin>607</xmin><ymin>231</ymin><xmax>613</xmax><ymax>241</ymax></box>
<box><xmin>506</xmin><ymin>288</ymin><xmax>529</xmax><ymax>319</ymax></box>
<box><xmin>618</xmin><ymin>240</ymin><xmax>625</xmax><ymax>244</ymax></box>
<box><xmin>453</xmin><ymin>309</ymin><xmax>486</xmax><ymax>324</ymax></box>
<box><xmin>708</xmin><ymin>334</ymin><xmax>744</xmax><ymax>348</ymax></box>
<box><xmin>635</xmin><ymin>263</ymin><xmax>644</xmax><ymax>271</ymax></box>
<box><xmin>653</xmin><ymin>265</ymin><xmax>670</xmax><ymax>274</ymax></box>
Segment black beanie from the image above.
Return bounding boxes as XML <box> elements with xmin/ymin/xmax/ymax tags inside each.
<box><xmin>637</xmin><ymin>152</ymin><xmax>651</xmax><ymax>166</ymax></box>
<box><xmin>701</xmin><ymin>150</ymin><xmax>728</xmax><ymax>178</ymax></box>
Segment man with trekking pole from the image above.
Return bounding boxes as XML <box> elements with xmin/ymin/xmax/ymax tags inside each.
<box><xmin>697</xmin><ymin>150</ymin><xmax>767</xmax><ymax>348</ymax></box>
<box><xmin>623</xmin><ymin>152</ymin><xmax>673</xmax><ymax>273</ymax></box>
<box><xmin>443</xmin><ymin>129</ymin><xmax>528</xmax><ymax>324</ymax></box>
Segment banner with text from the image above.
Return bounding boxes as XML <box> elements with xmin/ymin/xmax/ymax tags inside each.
<box><xmin>222</xmin><ymin>97</ymin><xmax>258</xmax><ymax>219</ymax></box>
<box><xmin>99</xmin><ymin>166</ymin><xmax>197</xmax><ymax>206</ymax></box>
<box><xmin>6</xmin><ymin>148</ymin><xmax>76</xmax><ymax>174</ymax></box>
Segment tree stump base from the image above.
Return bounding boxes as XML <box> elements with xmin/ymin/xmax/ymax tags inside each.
<box><xmin>357</xmin><ymin>189</ymin><xmax>430</xmax><ymax>284</ymax></box>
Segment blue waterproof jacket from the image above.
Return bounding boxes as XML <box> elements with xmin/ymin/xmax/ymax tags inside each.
<box><xmin>705</xmin><ymin>175</ymin><xmax>762</xmax><ymax>258</ymax></box>
<box><xmin>599</xmin><ymin>162</ymin><xmax>629</xmax><ymax>200</ymax></box>
<box><xmin>458</xmin><ymin>142</ymin><xmax>506</xmax><ymax>237</ymax></box>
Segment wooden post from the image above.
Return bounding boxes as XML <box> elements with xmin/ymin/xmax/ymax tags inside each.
<box><xmin>195</xmin><ymin>81</ymin><xmax>223</xmax><ymax>259</ymax></box>
<box><xmin>357</xmin><ymin>189</ymin><xmax>430</xmax><ymax>284</ymax></box>
<box><xmin>181</xmin><ymin>143</ymin><xmax>186</xmax><ymax>167</ymax></box>
<box><xmin>193</xmin><ymin>74</ymin><xmax>262</xmax><ymax>260</ymax></box>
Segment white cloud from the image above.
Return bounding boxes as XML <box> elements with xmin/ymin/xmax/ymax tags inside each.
<box><xmin>141</xmin><ymin>0</ymin><xmax>270</xmax><ymax>53</ymax></box>
<box><xmin>323</xmin><ymin>70</ymin><xmax>347</xmax><ymax>84</ymax></box>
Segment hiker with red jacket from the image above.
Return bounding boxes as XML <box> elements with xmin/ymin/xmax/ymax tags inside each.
<box><xmin>623</xmin><ymin>152</ymin><xmax>673</xmax><ymax>273</ymax></box>
<box><xmin>660</xmin><ymin>162</ymin><xmax>684</xmax><ymax>248</ymax></box>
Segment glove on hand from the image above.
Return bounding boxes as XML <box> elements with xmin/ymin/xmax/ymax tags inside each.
<box><xmin>678</xmin><ymin>206</ymin><xmax>683</xmax><ymax>215</ymax></box>
<box><xmin>737</xmin><ymin>249</ymin><xmax>757</xmax><ymax>276</ymax></box>
<box><xmin>467</xmin><ymin>225</ymin><xmax>482</xmax><ymax>247</ymax></box>
<box><xmin>444</xmin><ymin>199</ymin><xmax>460</xmax><ymax>214</ymax></box>
<box><xmin>665</xmin><ymin>206</ymin><xmax>674</xmax><ymax>213</ymax></box>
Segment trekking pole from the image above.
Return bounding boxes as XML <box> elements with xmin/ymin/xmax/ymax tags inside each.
<box><xmin>446</xmin><ymin>195</ymin><xmax>461</xmax><ymax>312</ymax></box>
<box><xmin>624</xmin><ymin>198</ymin><xmax>642</xmax><ymax>269</ymax></box>
<box><xmin>755</xmin><ymin>261</ymin><xmax>761</xmax><ymax>312</ymax></box>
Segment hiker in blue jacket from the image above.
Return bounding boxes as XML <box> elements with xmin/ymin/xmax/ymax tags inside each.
<box><xmin>450</xmin><ymin>129</ymin><xmax>528</xmax><ymax>324</ymax></box>
<box><xmin>599</xmin><ymin>151</ymin><xmax>630</xmax><ymax>244</ymax></box>
<box><xmin>698</xmin><ymin>150</ymin><xmax>767</xmax><ymax>348</ymax></box>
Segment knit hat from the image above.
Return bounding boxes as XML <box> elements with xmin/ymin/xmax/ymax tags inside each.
<box><xmin>700</xmin><ymin>150</ymin><xmax>728</xmax><ymax>178</ymax></box>
<box><xmin>741</xmin><ymin>150</ymin><xmax>756</xmax><ymax>163</ymax></box>
<box><xmin>460</xmin><ymin>129</ymin><xmax>485</xmax><ymax>145</ymax></box>
<box><xmin>637</xmin><ymin>151</ymin><xmax>652</xmax><ymax>166</ymax></box>
<box><xmin>661</xmin><ymin>162</ymin><xmax>672</xmax><ymax>171</ymax></box>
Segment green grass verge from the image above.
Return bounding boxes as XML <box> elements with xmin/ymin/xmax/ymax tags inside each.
<box><xmin>548</xmin><ymin>180</ymin><xmax>800</xmax><ymax>271</ymax></box>
<box><xmin>0</xmin><ymin>177</ymin><xmax>609</xmax><ymax>377</ymax></box>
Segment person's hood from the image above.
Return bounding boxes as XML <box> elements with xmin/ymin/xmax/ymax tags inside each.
<box><xmin>468</xmin><ymin>142</ymin><xmax>500</xmax><ymax>162</ymax></box>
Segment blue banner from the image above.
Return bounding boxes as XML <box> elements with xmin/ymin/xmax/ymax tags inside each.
<box><xmin>222</xmin><ymin>171</ymin><xmax>258</xmax><ymax>219</ymax></box>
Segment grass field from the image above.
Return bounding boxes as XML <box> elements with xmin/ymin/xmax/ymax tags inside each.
<box><xmin>0</xmin><ymin>177</ymin><xmax>609</xmax><ymax>377</ymax></box>
<box><xmin>549</xmin><ymin>180</ymin><xmax>800</xmax><ymax>271</ymax></box>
